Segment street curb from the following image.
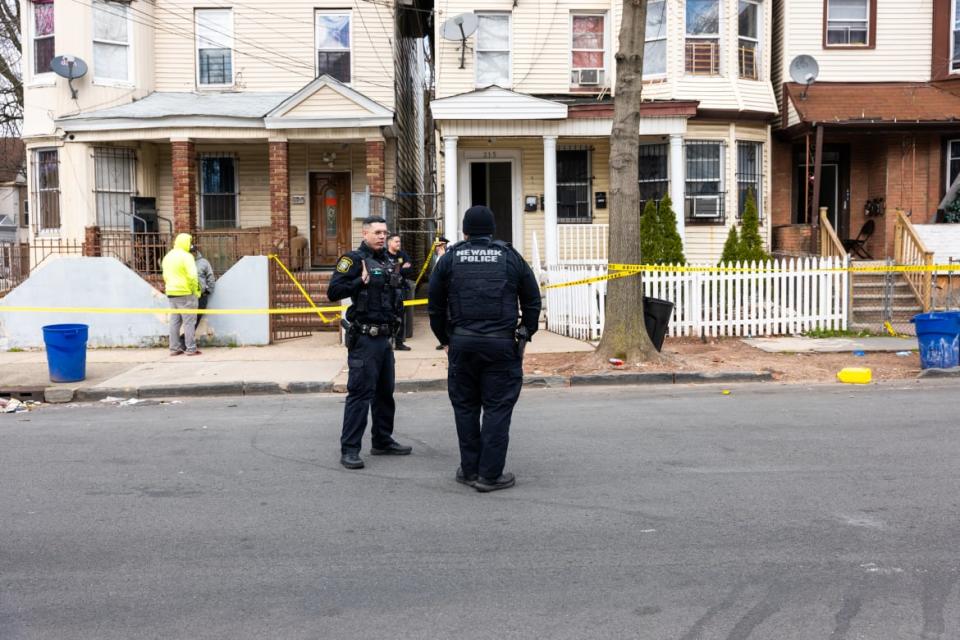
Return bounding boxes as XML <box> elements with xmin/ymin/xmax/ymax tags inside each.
<box><xmin>918</xmin><ymin>367</ymin><xmax>960</xmax><ymax>379</ymax></box>
<box><xmin>62</xmin><ymin>370</ymin><xmax>777</xmax><ymax>402</ymax></box>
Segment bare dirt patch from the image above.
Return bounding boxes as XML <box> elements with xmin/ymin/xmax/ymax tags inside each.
<box><xmin>523</xmin><ymin>337</ymin><xmax>922</xmax><ymax>383</ymax></box>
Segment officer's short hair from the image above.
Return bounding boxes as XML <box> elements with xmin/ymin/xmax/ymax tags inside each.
<box><xmin>362</xmin><ymin>216</ymin><xmax>387</xmax><ymax>228</ymax></box>
<box><xmin>386</xmin><ymin>233</ymin><xmax>400</xmax><ymax>242</ymax></box>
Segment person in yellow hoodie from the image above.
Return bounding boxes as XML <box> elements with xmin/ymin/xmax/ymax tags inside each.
<box><xmin>161</xmin><ymin>233</ymin><xmax>202</xmax><ymax>356</ymax></box>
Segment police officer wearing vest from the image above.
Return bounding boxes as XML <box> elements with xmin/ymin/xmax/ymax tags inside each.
<box><xmin>328</xmin><ymin>216</ymin><xmax>412</xmax><ymax>470</ymax></box>
<box><xmin>428</xmin><ymin>206</ymin><xmax>542</xmax><ymax>492</ymax></box>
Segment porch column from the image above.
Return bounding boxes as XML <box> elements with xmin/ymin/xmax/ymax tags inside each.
<box><xmin>543</xmin><ymin>135</ymin><xmax>559</xmax><ymax>266</ymax></box>
<box><xmin>83</xmin><ymin>225</ymin><xmax>101</xmax><ymax>257</ymax></box>
<box><xmin>365</xmin><ymin>139</ymin><xmax>385</xmax><ymax>196</ymax></box>
<box><xmin>443</xmin><ymin>135</ymin><xmax>458</xmax><ymax>240</ymax></box>
<box><xmin>269</xmin><ymin>138</ymin><xmax>290</xmax><ymax>261</ymax></box>
<box><xmin>171</xmin><ymin>138</ymin><xmax>197</xmax><ymax>234</ymax></box>
<box><xmin>669</xmin><ymin>133</ymin><xmax>686</xmax><ymax>245</ymax></box>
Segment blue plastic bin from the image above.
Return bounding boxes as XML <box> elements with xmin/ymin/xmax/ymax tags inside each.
<box><xmin>42</xmin><ymin>324</ymin><xmax>89</xmax><ymax>383</ymax></box>
<box><xmin>911</xmin><ymin>313</ymin><xmax>960</xmax><ymax>370</ymax></box>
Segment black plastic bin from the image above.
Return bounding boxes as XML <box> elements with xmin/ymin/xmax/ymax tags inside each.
<box><xmin>643</xmin><ymin>296</ymin><xmax>674</xmax><ymax>352</ymax></box>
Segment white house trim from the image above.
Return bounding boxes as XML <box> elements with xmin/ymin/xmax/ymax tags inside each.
<box><xmin>456</xmin><ymin>147</ymin><xmax>524</xmax><ymax>255</ymax></box>
<box><xmin>265</xmin><ymin>75</ymin><xmax>394</xmax><ymax>129</ymax></box>
<box><xmin>430</xmin><ymin>86</ymin><xmax>568</xmax><ymax>121</ymax></box>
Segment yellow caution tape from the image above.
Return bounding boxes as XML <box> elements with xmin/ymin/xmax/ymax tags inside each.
<box><xmin>268</xmin><ymin>253</ymin><xmax>334</xmax><ymax>323</ymax></box>
<box><xmin>414</xmin><ymin>238</ymin><xmax>441</xmax><ymax>287</ymax></box>
<box><xmin>608</xmin><ymin>262</ymin><xmax>960</xmax><ymax>274</ymax></box>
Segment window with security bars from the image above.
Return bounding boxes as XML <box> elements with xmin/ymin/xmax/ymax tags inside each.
<box><xmin>686</xmin><ymin>0</ymin><xmax>720</xmax><ymax>75</ymax></box>
<box><xmin>94</xmin><ymin>148</ymin><xmax>137</xmax><ymax>228</ymax></box>
<box><xmin>33</xmin><ymin>149</ymin><xmax>60</xmax><ymax>231</ymax></box>
<box><xmin>557</xmin><ymin>148</ymin><xmax>592</xmax><ymax>223</ymax></box>
<box><xmin>32</xmin><ymin>0</ymin><xmax>55</xmax><ymax>76</ymax></box>
<box><xmin>736</xmin><ymin>142</ymin><xmax>763</xmax><ymax>220</ymax></box>
<box><xmin>826</xmin><ymin>0</ymin><xmax>870</xmax><ymax>46</ymax></box>
<box><xmin>638</xmin><ymin>143</ymin><xmax>669</xmax><ymax>209</ymax></box>
<box><xmin>685</xmin><ymin>141</ymin><xmax>725</xmax><ymax>222</ymax></box>
<box><xmin>200</xmin><ymin>154</ymin><xmax>238</xmax><ymax>229</ymax></box>
<box><xmin>316</xmin><ymin>11</ymin><xmax>351</xmax><ymax>82</ymax></box>
<box><xmin>948</xmin><ymin>140</ymin><xmax>960</xmax><ymax>191</ymax></box>
<box><xmin>196</xmin><ymin>9</ymin><xmax>233</xmax><ymax>86</ymax></box>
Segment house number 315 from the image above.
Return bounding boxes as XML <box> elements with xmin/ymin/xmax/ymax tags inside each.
<box><xmin>482</xmin><ymin>151</ymin><xmax>497</xmax><ymax>159</ymax></box>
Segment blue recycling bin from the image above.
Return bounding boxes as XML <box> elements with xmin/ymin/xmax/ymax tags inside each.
<box><xmin>911</xmin><ymin>313</ymin><xmax>960</xmax><ymax>370</ymax></box>
<box><xmin>42</xmin><ymin>324</ymin><xmax>89</xmax><ymax>383</ymax></box>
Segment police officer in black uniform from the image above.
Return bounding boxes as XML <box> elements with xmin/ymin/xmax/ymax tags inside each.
<box><xmin>328</xmin><ymin>216</ymin><xmax>412</xmax><ymax>470</ymax></box>
<box><xmin>428</xmin><ymin>206</ymin><xmax>541</xmax><ymax>492</ymax></box>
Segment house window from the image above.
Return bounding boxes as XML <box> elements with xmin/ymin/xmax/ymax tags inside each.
<box><xmin>32</xmin><ymin>0</ymin><xmax>55</xmax><ymax>76</ymax></box>
<box><xmin>476</xmin><ymin>13</ymin><xmax>511</xmax><ymax>87</ymax></box>
<box><xmin>316</xmin><ymin>11</ymin><xmax>351</xmax><ymax>82</ymax></box>
<box><xmin>948</xmin><ymin>140</ymin><xmax>960</xmax><ymax>190</ymax></box>
<box><xmin>94</xmin><ymin>148</ymin><xmax>136</xmax><ymax>228</ymax></box>
<box><xmin>686</xmin><ymin>0</ymin><xmax>720</xmax><ymax>75</ymax></box>
<box><xmin>571</xmin><ymin>14</ymin><xmax>605</xmax><ymax>87</ymax></box>
<box><xmin>685</xmin><ymin>141</ymin><xmax>725</xmax><ymax>222</ymax></box>
<box><xmin>200</xmin><ymin>154</ymin><xmax>238</xmax><ymax>229</ymax></box>
<box><xmin>825</xmin><ymin>0</ymin><xmax>870</xmax><ymax>46</ymax></box>
<box><xmin>952</xmin><ymin>0</ymin><xmax>960</xmax><ymax>72</ymax></box>
<box><xmin>196</xmin><ymin>9</ymin><xmax>233</xmax><ymax>86</ymax></box>
<box><xmin>644</xmin><ymin>0</ymin><xmax>667</xmax><ymax>77</ymax></box>
<box><xmin>736</xmin><ymin>142</ymin><xmax>763</xmax><ymax>220</ymax></box>
<box><xmin>33</xmin><ymin>149</ymin><xmax>60</xmax><ymax>231</ymax></box>
<box><xmin>738</xmin><ymin>0</ymin><xmax>760</xmax><ymax>79</ymax></box>
<box><xmin>557</xmin><ymin>147</ymin><xmax>592</xmax><ymax>223</ymax></box>
<box><xmin>638</xmin><ymin>143</ymin><xmax>669</xmax><ymax>207</ymax></box>
<box><xmin>93</xmin><ymin>0</ymin><xmax>130</xmax><ymax>82</ymax></box>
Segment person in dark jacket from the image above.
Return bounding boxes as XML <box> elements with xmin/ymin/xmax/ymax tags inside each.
<box><xmin>386</xmin><ymin>233</ymin><xmax>414</xmax><ymax>351</ymax></box>
<box><xmin>327</xmin><ymin>216</ymin><xmax>412</xmax><ymax>470</ymax></box>
<box><xmin>428</xmin><ymin>206</ymin><xmax>541</xmax><ymax>492</ymax></box>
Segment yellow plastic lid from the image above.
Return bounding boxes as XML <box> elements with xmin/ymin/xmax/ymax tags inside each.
<box><xmin>837</xmin><ymin>367</ymin><xmax>872</xmax><ymax>384</ymax></box>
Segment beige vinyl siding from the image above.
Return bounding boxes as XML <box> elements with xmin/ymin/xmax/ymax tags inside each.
<box><xmin>153</xmin><ymin>0</ymin><xmax>394</xmax><ymax>107</ymax></box>
<box><xmin>434</xmin><ymin>0</ymin><xmax>775</xmax><ymax>115</ymax></box>
<box><xmin>285</xmin><ymin>86</ymin><xmax>379</xmax><ymax>117</ymax></box>
<box><xmin>780</xmin><ymin>0</ymin><xmax>933</xmax><ymax>82</ymax></box>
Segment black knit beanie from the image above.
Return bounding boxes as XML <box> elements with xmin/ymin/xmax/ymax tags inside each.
<box><xmin>462</xmin><ymin>205</ymin><xmax>496</xmax><ymax>236</ymax></box>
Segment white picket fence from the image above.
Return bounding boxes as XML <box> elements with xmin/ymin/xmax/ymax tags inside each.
<box><xmin>545</xmin><ymin>257</ymin><xmax>850</xmax><ymax>341</ymax></box>
<box><xmin>558</xmin><ymin>224</ymin><xmax>608</xmax><ymax>264</ymax></box>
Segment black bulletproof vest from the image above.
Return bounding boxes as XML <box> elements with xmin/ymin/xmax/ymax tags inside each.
<box><xmin>448</xmin><ymin>239</ymin><xmax>519</xmax><ymax>333</ymax></box>
<box><xmin>353</xmin><ymin>251</ymin><xmax>399</xmax><ymax>325</ymax></box>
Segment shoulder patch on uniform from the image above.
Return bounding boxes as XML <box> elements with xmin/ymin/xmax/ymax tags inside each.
<box><xmin>336</xmin><ymin>256</ymin><xmax>353</xmax><ymax>273</ymax></box>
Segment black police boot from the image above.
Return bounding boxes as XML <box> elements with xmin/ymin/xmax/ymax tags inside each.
<box><xmin>455</xmin><ymin>466</ymin><xmax>478</xmax><ymax>487</ymax></box>
<box><xmin>340</xmin><ymin>452</ymin><xmax>364</xmax><ymax>469</ymax></box>
<box><xmin>394</xmin><ymin>342</ymin><xmax>412</xmax><ymax>351</ymax></box>
<box><xmin>370</xmin><ymin>441</ymin><xmax>413</xmax><ymax>456</ymax></box>
<box><xmin>474</xmin><ymin>472</ymin><xmax>516</xmax><ymax>493</ymax></box>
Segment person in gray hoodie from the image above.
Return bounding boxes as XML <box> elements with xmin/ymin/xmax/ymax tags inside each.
<box><xmin>179</xmin><ymin>245</ymin><xmax>216</xmax><ymax>351</ymax></box>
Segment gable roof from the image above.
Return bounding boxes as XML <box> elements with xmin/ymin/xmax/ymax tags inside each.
<box><xmin>265</xmin><ymin>75</ymin><xmax>393</xmax><ymax>129</ymax></box>
<box><xmin>430</xmin><ymin>86</ymin><xmax>568</xmax><ymax>120</ymax></box>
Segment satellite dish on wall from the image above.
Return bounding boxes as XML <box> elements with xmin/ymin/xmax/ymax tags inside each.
<box><xmin>50</xmin><ymin>55</ymin><xmax>88</xmax><ymax>100</ymax></box>
<box><xmin>441</xmin><ymin>13</ymin><xmax>478</xmax><ymax>70</ymax></box>
<box><xmin>789</xmin><ymin>55</ymin><xmax>819</xmax><ymax>101</ymax></box>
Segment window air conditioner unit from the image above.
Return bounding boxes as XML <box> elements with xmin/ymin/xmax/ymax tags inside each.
<box><xmin>691</xmin><ymin>197</ymin><xmax>722</xmax><ymax>218</ymax></box>
<box><xmin>576</xmin><ymin>68</ymin><xmax>602</xmax><ymax>86</ymax></box>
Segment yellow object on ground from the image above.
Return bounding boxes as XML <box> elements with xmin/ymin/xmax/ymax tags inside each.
<box><xmin>837</xmin><ymin>367</ymin><xmax>872</xmax><ymax>384</ymax></box>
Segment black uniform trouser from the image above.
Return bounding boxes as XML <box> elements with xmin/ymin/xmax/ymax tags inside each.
<box><xmin>447</xmin><ymin>335</ymin><xmax>523</xmax><ymax>480</ymax></box>
<box><xmin>342</xmin><ymin>334</ymin><xmax>396</xmax><ymax>454</ymax></box>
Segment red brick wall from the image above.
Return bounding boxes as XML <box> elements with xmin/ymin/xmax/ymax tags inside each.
<box><xmin>772</xmin><ymin>225</ymin><xmax>812</xmax><ymax>255</ymax></box>
<box><xmin>365</xmin><ymin>140</ymin><xmax>385</xmax><ymax>196</ymax></box>
<box><xmin>269</xmin><ymin>141</ymin><xmax>290</xmax><ymax>261</ymax></box>
<box><xmin>172</xmin><ymin>140</ymin><xmax>197</xmax><ymax>234</ymax></box>
<box><xmin>83</xmin><ymin>226</ymin><xmax>101</xmax><ymax>257</ymax></box>
<box><xmin>771</xmin><ymin>139</ymin><xmax>793</xmax><ymax>227</ymax></box>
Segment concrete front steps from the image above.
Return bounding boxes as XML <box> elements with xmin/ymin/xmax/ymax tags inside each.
<box><xmin>849</xmin><ymin>262</ymin><xmax>922</xmax><ymax>334</ymax></box>
<box><xmin>273</xmin><ymin>269</ymin><xmax>338</xmax><ymax>332</ymax></box>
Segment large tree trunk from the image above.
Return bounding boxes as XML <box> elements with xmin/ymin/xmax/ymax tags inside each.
<box><xmin>595</xmin><ymin>0</ymin><xmax>660</xmax><ymax>362</ymax></box>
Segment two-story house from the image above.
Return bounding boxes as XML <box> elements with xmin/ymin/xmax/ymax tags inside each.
<box><xmin>20</xmin><ymin>0</ymin><xmax>429</xmax><ymax>270</ymax></box>
<box><xmin>770</xmin><ymin>0</ymin><xmax>960</xmax><ymax>259</ymax></box>
<box><xmin>430</xmin><ymin>0</ymin><xmax>778</xmax><ymax>265</ymax></box>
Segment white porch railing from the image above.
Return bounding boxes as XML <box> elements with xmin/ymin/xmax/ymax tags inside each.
<box><xmin>545</xmin><ymin>257</ymin><xmax>850</xmax><ymax>341</ymax></box>
<box><xmin>556</xmin><ymin>224</ymin><xmax>608</xmax><ymax>264</ymax></box>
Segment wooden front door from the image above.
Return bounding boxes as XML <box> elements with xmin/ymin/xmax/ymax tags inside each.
<box><xmin>310</xmin><ymin>173</ymin><xmax>351</xmax><ymax>265</ymax></box>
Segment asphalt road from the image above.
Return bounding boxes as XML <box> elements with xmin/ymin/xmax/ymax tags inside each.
<box><xmin>2</xmin><ymin>382</ymin><xmax>960</xmax><ymax>640</ymax></box>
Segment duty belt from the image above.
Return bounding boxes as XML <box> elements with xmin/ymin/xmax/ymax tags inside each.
<box><xmin>358</xmin><ymin>323</ymin><xmax>394</xmax><ymax>337</ymax></box>
<box><xmin>452</xmin><ymin>326</ymin><xmax>515</xmax><ymax>339</ymax></box>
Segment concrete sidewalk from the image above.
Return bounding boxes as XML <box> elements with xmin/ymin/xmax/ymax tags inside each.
<box><xmin>744</xmin><ymin>336</ymin><xmax>919</xmax><ymax>354</ymax></box>
<box><xmin>0</xmin><ymin>317</ymin><xmax>594</xmax><ymax>399</ymax></box>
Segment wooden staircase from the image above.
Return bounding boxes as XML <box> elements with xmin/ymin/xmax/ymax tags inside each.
<box><xmin>849</xmin><ymin>263</ymin><xmax>922</xmax><ymax>334</ymax></box>
<box><xmin>272</xmin><ymin>270</ymin><xmax>338</xmax><ymax>333</ymax></box>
